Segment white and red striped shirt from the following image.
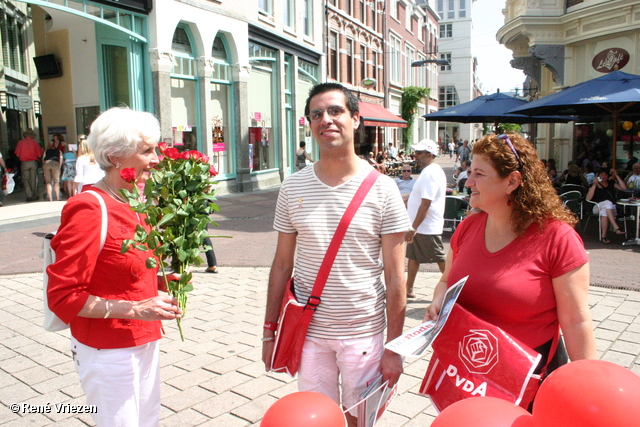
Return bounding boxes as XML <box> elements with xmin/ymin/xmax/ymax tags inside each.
<box><xmin>274</xmin><ymin>160</ymin><xmax>410</xmax><ymax>339</ymax></box>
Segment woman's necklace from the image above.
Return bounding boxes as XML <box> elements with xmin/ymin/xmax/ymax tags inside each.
<box><xmin>101</xmin><ymin>179</ymin><xmax>128</xmax><ymax>204</ymax></box>
<box><xmin>99</xmin><ymin>178</ymin><xmax>142</xmax><ymax>223</ymax></box>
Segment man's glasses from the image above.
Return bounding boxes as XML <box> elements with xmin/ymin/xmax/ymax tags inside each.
<box><xmin>402</xmin><ymin>169</ymin><xmax>412</xmax><ymax>172</ymax></box>
<box><xmin>308</xmin><ymin>106</ymin><xmax>347</xmax><ymax>121</ymax></box>
<box><xmin>498</xmin><ymin>134</ymin><xmax>523</xmax><ymax>170</ymax></box>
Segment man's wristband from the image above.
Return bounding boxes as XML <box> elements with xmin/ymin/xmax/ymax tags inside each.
<box><xmin>409</xmin><ymin>226</ymin><xmax>417</xmax><ymax>232</ymax></box>
<box><xmin>263</xmin><ymin>322</ymin><xmax>278</xmax><ymax>331</ymax></box>
<box><xmin>261</xmin><ymin>337</ymin><xmax>275</xmax><ymax>342</ymax></box>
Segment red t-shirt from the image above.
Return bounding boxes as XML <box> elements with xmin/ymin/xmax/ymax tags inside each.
<box><xmin>448</xmin><ymin>212</ymin><xmax>588</xmax><ymax>349</ymax></box>
<box><xmin>47</xmin><ymin>189</ymin><xmax>161</xmax><ymax>349</ymax></box>
<box><xmin>15</xmin><ymin>137</ymin><xmax>43</xmax><ymax>161</ymax></box>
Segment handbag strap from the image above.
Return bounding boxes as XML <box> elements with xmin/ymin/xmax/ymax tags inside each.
<box><xmin>85</xmin><ymin>190</ymin><xmax>108</xmax><ymax>251</ymax></box>
<box><xmin>304</xmin><ymin>168</ymin><xmax>380</xmax><ymax>310</ymax></box>
<box><xmin>539</xmin><ymin>327</ymin><xmax>561</xmax><ymax>377</ymax></box>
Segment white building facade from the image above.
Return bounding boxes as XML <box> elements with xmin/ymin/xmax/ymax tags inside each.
<box><xmin>435</xmin><ymin>0</ymin><xmax>482</xmax><ymax>144</ymax></box>
<box><xmin>498</xmin><ymin>0</ymin><xmax>640</xmax><ymax>169</ymax></box>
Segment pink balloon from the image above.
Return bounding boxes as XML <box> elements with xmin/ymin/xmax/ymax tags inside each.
<box><xmin>261</xmin><ymin>391</ymin><xmax>346</xmax><ymax>427</ymax></box>
<box><xmin>432</xmin><ymin>397</ymin><xmax>534</xmax><ymax>427</ymax></box>
<box><xmin>533</xmin><ymin>359</ymin><xmax>640</xmax><ymax>427</ymax></box>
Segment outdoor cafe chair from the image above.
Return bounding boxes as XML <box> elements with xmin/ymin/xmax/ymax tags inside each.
<box><xmin>560</xmin><ymin>190</ymin><xmax>583</xmax><ymax>221</ymax></box>
<box><xmin>443</xmin><ymin>196</ymin><xmax>469</xmax><ymax>233</ymax></box>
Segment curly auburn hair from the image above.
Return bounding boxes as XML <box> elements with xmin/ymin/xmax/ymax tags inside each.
<box><xmin>472</xmin><ymin>133</ymin><xmax>577</xmax><ymax>235</ymax></box>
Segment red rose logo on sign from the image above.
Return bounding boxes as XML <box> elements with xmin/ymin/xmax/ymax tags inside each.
<box><xmin>458</xmin><ymin>330</ymin><xmax>499</xmax><ymax>374</ymax></box>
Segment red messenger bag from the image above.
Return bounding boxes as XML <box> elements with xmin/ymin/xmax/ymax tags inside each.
<box><xmin>270</xmin><ymin>169</ymin><xmax>380</xmax><ymax>377</ymax></box>
<box><xmin>420</xmin><ymin>303</ymin><xmax>559</xmax><ymax>412</ymax></box>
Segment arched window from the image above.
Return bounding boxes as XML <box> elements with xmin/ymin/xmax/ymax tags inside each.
<box><xmin>210</xmin><ymin>35</ymin><xmax>234</xmax><ymax>177</ymax></box>
<box><xmin>170</xmin><ymin>24</ymin><xmax>200</xmax><ymax>152</ymax></box>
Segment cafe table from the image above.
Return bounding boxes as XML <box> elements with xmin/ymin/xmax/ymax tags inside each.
<box><xmin>617</xmin><ymin>199</ymin><xmax>640</xmax><ymax>246</ymax></box>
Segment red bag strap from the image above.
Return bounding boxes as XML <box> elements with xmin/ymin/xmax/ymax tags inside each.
<box><xmin>305</xmin><ymin>168</ymin><xmax>380</xmax><ymax>310</ymax></box>
<box><xmin>540</xmin><ymin>326</ymin><xmax>561</xmax><ymax>376</ymax></box>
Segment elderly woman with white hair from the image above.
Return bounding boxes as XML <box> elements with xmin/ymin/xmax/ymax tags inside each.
<box><xmin>47</xmin><ymin>107</ymin><xmax>182</xmax><ymax>426</ymax></box>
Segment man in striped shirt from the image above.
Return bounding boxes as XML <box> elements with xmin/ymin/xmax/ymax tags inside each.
<box><xmin>262</xmin><ymin>83</ymin><xmax>410</xmax><ymax>426</ymax></box>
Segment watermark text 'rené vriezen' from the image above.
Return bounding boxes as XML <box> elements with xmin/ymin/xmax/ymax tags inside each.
<box><xmin>9</xmin><ymin>402</ymin><xmax>97</xmax><ymax>414</ymax></box>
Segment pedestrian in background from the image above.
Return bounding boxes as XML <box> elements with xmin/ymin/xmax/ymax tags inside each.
<box><xmin>74</xmin><ymin>136</ymin><xmax>105</xmax><ymax>193</ymax></box>
<box><xmin>43</xmin><ymin>134</ymin><xmax>64</xmax><ymax>201</ymax></box>
<box><xmin>405</xmin><ymin>140</ymin><xmax>447</xmax><ymax>298</ymax></box>
<box><xmin>296</xmin><ymin>141</ymin><xmax>314</xmax><ymax>171</ymax></box>
<box><xmin>15</xmin><ymin>129</ymin><xmax>43</xmax><ymax>202</ymax></box>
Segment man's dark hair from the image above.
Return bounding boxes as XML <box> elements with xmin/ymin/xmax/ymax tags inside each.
<box><xmin>304</xmin><ymin>82</ymin><xmax>359</xmax><ymax>119</ymax></box>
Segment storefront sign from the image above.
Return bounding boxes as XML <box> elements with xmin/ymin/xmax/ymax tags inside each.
<box><xmin>254</xmin><ymin>112</ymin><xmax>262</xmax><ymax>121</ymax></box>
<box><xmin>17</xmin><ymin>96</ymin><xmax>32</xmax><ymax>110</ymax></box>
<box><xmin>212</xmin><ymin>143</ymin><xmax>226</xmax><ymax>152</ymax></box>
<box><xmin>592</xmin><ymin>48</ymin><xmax>629</xmax><ymax>73</ymax></box>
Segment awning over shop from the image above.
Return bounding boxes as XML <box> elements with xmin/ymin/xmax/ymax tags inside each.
<box><xmin>359</xmin><ymin>101</ymin><xmax>408</xmax><ymax>128</ymax></box>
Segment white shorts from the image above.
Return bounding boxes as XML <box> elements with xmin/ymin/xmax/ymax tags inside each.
<box><xmin>71</xmin><ymin>337</ymin><xmax>161</xmax><ymax>427</ymax></box>
<box><xmin>594</xmin><ymin>200</ymin><xmax>617</xmax><ymax>217</ymax></box>
<box><xmin>297</xmin><ymin>332</ymin><xmax>385</xmax><ymax>416</ymax></box>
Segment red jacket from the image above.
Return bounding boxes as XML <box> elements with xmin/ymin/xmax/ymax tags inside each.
<box><xmin>47</xmin><ymin>189</ymin><xmax>161</xmax><ymax>349</ymax></box>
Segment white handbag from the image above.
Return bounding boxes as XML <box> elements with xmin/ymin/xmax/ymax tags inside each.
<box><xmin>42</xmin><ymin>191</ymin><xmax>108</xmax><ymax>332</ymax></box>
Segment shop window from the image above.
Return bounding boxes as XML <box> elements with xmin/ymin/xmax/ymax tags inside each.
<box><xmin>75</xmin><ymin>106</ymin><xmax>101</xmax><ymax>136</ymax></box>
<box><xmin>248</xmin><ymin>42</ymin><xmax>278</xmax><ymax>172</ymax></box>
<box><xmin>297</xmin><ymin>60</ymin><xmax>318</xmax><ymax>155</ymax></box>
<box><xmin>171</xmin><ymin>25</ymin><xmax>200</xmax><ymax>152</ymax></box>
<box><xmin>210</xmin><ymin>35</ymin><xmax>233</xmax><ymax>177</ymax></box>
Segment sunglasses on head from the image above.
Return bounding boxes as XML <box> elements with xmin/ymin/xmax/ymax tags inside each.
<box><xmin>498</xmin><ymin>134</ymin><xmax>523</xmax><ymax>170</ymax></box>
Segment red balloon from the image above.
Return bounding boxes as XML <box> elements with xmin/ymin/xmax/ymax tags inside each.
<box><xmin>432</xmin><ymin>397</ymin><xmax>534</xmax><ymax>427</ymax></box>
<box><xmin>532</xmin><ymin>359</ymin><xmax>640</xmax><ymax>427</ymax></box>
<box><xmin>260</xmin><ymin>391</ymin><xmax>346</xmax><ymax>427</ymax></box>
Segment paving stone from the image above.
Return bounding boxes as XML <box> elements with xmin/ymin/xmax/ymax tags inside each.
<box><xmin>161</xmin><ymin>385</ymin><xmax>214</xmax><ymax>413</ymax></box>
<box><xmin>598</xmin><ymin>318</ymin><xmax>631</xmax><ymax>332</ymax></box>
<box><xmin>231</xmin><ymin>375</ymin><xmax>285</xmax><ymax>400</ymax></box>
<box><xmin>191</xmin><ymin>390</ymin><xmax>251</xmax><ymax>419</ymax></box>
<box><xmin>200</xmin><ymin>371</ymin><xmax>254</xmax><ymax>394</ymax></box>
<box><xmin>387</xmin><ymin>391</ymin><xmax>431</xmax><ymax>419</ymax></box>
<box><xmin>159</xmin><ymin>407</ymin><xmax>211</xmax><ymax>426</ymax></box>
<box><xmin>230</xmin><ymin>394</ymin><xmax>277</xmax><ymax>424</ymax></box>
<box><xmin>172</xmin><ymin>353</ymin><xmax>222</xmax><ymax>373</ymax></box>
<box><xmin>164</xmin><ymin>367</ymin><xmax>218</xmax><ymax>391</ymax></box>
<box><xmin>31</xmin><ymin>372</ymin><xmax>79</xmax><ymax>395</ymax></box>
<box><xmin>610</xmin><ymin>339</ymin><xmax>640</xmax><ymax>355</ymax></box>
<box><xmin>267</xmin><ymin>380</ymin><xmax>299</xmax><ymax>399</ymax></box>
<box><xmin>376</xmin><ymin>409</ymin><xmax>411</xmax><ymax>427</ymax></box>
<box><xmin>199</xmin><ymin>412</ymin><xmax>251</xmax><ymax>427</ymax></box>
<box><xmin>600</xmin><ymin>350</ymin><xmax>637</xmax><ymax>368</ymax></box>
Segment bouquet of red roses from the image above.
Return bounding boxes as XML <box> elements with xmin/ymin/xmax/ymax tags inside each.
<box><xmin>119</xmin><ymin>142</ymin><xmax>219</xmax><ymax>340</ymax></box>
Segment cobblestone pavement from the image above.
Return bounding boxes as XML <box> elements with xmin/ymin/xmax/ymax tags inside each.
<box><xmin>1</xmin><ymin>268</ymin><xmax>639</xmax><ymax>426</ymax></box>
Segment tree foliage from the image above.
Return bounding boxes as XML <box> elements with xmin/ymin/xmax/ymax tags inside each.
<box><xmin>401</xmin><ymin>86</ymin><xmax>430</xmax><ymax>151</ymax></box>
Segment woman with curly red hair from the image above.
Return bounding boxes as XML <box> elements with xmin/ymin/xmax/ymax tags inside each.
<box><xmin>425</xmin><ymin>133</ymin><xmax>596</xmax><ymax>377</ymax></box>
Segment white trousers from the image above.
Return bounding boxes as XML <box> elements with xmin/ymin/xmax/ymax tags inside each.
<box><xmin>71</xmin><ymin>337</ymin><xmax>161</xmax><ymax>427</ymax></box>
<box><xmin>297</xmin><ymin>332</ymin><xmax>384</xmax><ymax>416</ymax></box>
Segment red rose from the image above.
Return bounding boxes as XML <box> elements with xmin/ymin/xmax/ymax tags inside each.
<box><xmin>200</xmin><ymin>155</ymin><xmax>210</xmax><ymax>164</ymax></box>
<box><xmin>163</xmin><ymin>147</ymin><xmax>180</xmax><ymax>160</ymax></box>
<box><xmin>158</xmin><ymin>142</ymin><xmax>168</xmax><ymax>152</ymax></box>
<box><xmin>209</xmin><ymin>165</ymin><xmax>218</xmax><ymax>177</ymax></box>
<box><xmin>120</xmin><ymin>167</ymin><xmax>137</xmax><ymax>183</ymax></box>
